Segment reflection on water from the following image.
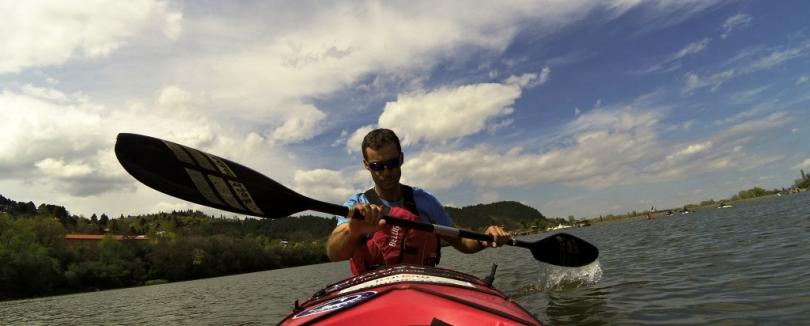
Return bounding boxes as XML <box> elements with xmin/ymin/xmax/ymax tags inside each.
<box><xmin>1</xmin><ymin>192</ymin><xmax>809</xmax><ymax>324</ymax></box>
<box><xmin>546</xmin><ymin>286</ymin><xmax>618</xmax><ymax>326</ymax></box>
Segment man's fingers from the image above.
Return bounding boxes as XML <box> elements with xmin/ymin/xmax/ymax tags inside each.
<box><xmin>484</xmin><ymin>225</ymin><xmax>510</xmax><ymax>248</ymax></box>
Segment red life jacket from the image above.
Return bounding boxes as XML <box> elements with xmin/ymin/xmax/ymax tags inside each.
<box><xmin>349</xmin><ymin>185</ymin><xmax>441</xmax><ymax>275</ymax></box>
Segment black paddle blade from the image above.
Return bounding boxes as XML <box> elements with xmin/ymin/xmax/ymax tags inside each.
<box><xmin>115</xmin><ymin>133</ymin><xmax>321</xmax><ymax>218</ymax></box>
<box><xmin>530</xmin><ymin>233</ymin><xmax>599</xmax><ymax>267</ymax></box>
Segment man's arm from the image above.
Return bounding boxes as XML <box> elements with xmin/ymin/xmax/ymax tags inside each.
<box><xmin>325</xmin><ymin>203</ymin><xmax>386</xmax><ymax>262</ymax></box>
<box><xmin>447</xmin><ymin>237</ymin><xmax>485</xmax><ymax>253</ymax></box>
<box><xmin>446</xmin><ymin>225</ymin><xmax>510</xmax><ymax>254</ymax></box>
<box><xmin>326</xmin><ymin>223</ymin><xmax>363</xmax><ymax>261</ymax></box>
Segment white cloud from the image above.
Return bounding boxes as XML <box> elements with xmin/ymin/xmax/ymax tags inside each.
<box><xmin>721</xmin><ymin>14</ymin><xmax>751</xmax><ymax>39</ymax></box>
<box><xmin>0</xmin><ymin>0</ymin><xmax>182</xmax><ymax>74</ymax></box>
<box><xmin>745</xmin><ymin>43</ymin><xmax>810</xmax><ymax>73</ymax></box>
<box><xmin>0</xmin><ymin>0</ymin><xmax>756</xmax><ymax>219</ymax></box>
<box><xmin>682</xmin><ymin>41</ymin><xmax>810</xmax><ymax>94</ymax></box>
<box><xmin>346</xmin><ymin>125</ymin><xmax>376</xmax><ymax>155</ymax></box>
<box><xmin>675</xmin><ymin>38</ymin><xmax>711</xmax><ymax>59</ymax></box>
<box><xmin>174</xmin><ymin>2</ymin><xmax>549</xmax><ymax>117</ymax></box>
<box><xmin>665</xmin><ymin>141</ymin><xmax>712</xmax><ymax>163</ymax></box>
<box><xmin>729</xmin><ymin>86</ymin><xmax>769</xmax><ymax>104</ymax></box>
<box><xmin>401</xmin><ymin>104</ymin><xmax>791</xmax><ymax>194</ymax></box>
<box><xmin>20</xmin><ymin>84</ymin><xmax>71</xmax><ymax>102</ymax></box>
<box><xmin>331</xmin><ymin>130</ymin><xmax>349</xmax><ymax>148</ymax></box>
<box><xmin>650</xmin><ymin>38</ymin><xmax>711</xmax><ymax>73</ymax></box>
<box><xmin>346</xmin><ymin>72</ymin><xmax>550</xmax><ymax>153</ymax></box>
<box><xmin>156</xmin><ymin>86</ymin><xmax>194</xmax><ymax>111</ymax></box>
<box><xmin>538</xmin><ymin>66</ymin><xmax>551</xmax><ymax>85</ymax></box>
<box><xmin>714</xmin><ymin>105</ymin><xmax>771</xmax><ymax>126</ymax></box>
<box><xmin>797</xmin><ymin>75</ymin><xmax>808</xmax><ymax>85</ymax></box>
<box><xmin>291</xmin><ymin>168</ymin><xmax>367</xmax><ymax>204</ymax></box>
<box><xmin>0</xmin><ymin>88</ymin><xmax>108</xmax><ymax>173</ymax></box>
<box><xmin>487</xmin><ymin>119</ymin><xmax>514</xmax><ymax>135</ymax></box>
<box><xmin>504</xmin><ymin>69</ymin><xmax>550</xmax><ymax>88</ymax></box>
<box><xmin>35</xmin><ymin>158</ymin><xmax>94</xmax><ymax>178</ymax></box>
<box><xmin>378</xmin><ymin>80</ymin><xmax>523</xmax><ymax>146</ymax></box>
<box><xmin>162</xmin><ymin>1</ymin><xmax>665</xmax><ymax>122</ymax></box>
<box><xmin>269</xmin><ymin>103</ymin><xmax>327</xmax><ymax>145</ymax></box>
<box><xmin>403</xmin><ymin>107</ymin><xmax>665</xmax><ymax>190</ymax></box>
<box><xmin>673</xmin><ymin>121</ymin><xmax>694</xmax><ymax>132</ymax></box>
<box><xmin>0</xmin><ymin>84</ymin><xmax>296</xmax><ymax>198</ymax></box>
<box><xmin>683</xmin><ymin>72</ymin><xmax>701</xmax><ymax>94</ymax></box>
<box><xmin>344</xmin><ymin>74</ymin><xmax>530</xmax><ymax>152</ymax></box>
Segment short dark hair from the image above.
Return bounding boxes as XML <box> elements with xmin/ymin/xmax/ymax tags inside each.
<box><xmin>361</xmin><ymin>128</ymin><xmax>402</xmax><ymax>160</ymax></box>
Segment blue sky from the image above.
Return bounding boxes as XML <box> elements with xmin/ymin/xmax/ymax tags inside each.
<box><xmin>1</xmin><ymin>1</ymin><xmax>808</xmax><ymax>219</ymax></box>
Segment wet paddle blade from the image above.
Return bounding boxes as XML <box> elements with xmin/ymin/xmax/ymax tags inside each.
<box><xmin>529</xmin><ymin>233</ymin><xmax>599</xmax><ymax>267</ymax></box>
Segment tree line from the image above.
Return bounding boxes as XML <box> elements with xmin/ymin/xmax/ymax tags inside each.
<box><xmin>0</xmin><ymin>194</ymin><xmax>336</xmax><ymax>300</ymax></box>
<box><xmin>0</xmin><ymin>194</ymin><xmax>550</xmax><ymax>300</ymax></box>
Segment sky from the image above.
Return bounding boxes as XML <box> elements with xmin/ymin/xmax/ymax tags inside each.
<box><xmin>1</xmin><ymin>0</ymin><xmax>809</xmax><ymax>220</ymax></box>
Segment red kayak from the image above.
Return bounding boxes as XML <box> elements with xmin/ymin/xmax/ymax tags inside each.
<box><xmin>279</xmin><ymin>264</ymin><xmax>542</xmax><ymax>325</ymax></box>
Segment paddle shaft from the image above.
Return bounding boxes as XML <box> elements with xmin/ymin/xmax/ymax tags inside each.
<box><xmin>341</xmin><ymin>205</ymin><xmax>522</xmax><ymax>247</ymax></box>
<box><xmin>291</xmin><ymin>196</ymin><xmax>589</xmax><ymax>266</ymax></box>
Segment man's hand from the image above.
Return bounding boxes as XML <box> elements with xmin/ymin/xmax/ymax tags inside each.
<box><xmin>348</xmin><ymin>203</ymin><xmax>386</xmax><ymax>235</ymax></box>
<box><xmin>479</xmin><ymin>225</ymin><xmax>510</xmax><ymax>248</ymax></box>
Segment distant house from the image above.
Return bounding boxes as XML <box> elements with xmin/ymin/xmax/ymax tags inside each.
<box><xmin>574</xmin><ymin>221</ymin><xmax>591</xmax><ymax>228</ymax></box>
<box><xmin>64</xmin><ymin>234</ymin><xmax>148</xmax><ymax>247</ymax></box>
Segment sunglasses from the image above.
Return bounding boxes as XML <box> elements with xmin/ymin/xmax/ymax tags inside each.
<box><xmin>365</xmin><ymin>156</ymin><xmax>402</xmax><ymax>171</ymax></box>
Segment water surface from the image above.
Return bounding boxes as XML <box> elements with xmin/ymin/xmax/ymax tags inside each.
<box><xmin>2</xmin><ymin>192</ymin><xmax>808</xmax><ymax>325</ymax></box>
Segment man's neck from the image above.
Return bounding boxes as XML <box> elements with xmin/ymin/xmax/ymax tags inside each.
<box><xmin>374</xmin><ymin>184</ymin><xmax>402</xmax><ymax>202</ymax></box>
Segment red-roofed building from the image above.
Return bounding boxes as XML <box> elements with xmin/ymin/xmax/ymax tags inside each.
<box><xmin>64</xmin><ymin>234</ymin><xmax>148</xmax><ymax>247</ymax></box>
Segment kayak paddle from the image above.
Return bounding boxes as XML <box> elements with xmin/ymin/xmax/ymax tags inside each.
<box><xmin>114</xmin><ymin>133</ymin><xmax>599</xmax><ymax>267</ymax></box>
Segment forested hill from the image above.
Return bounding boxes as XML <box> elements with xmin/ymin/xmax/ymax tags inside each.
<box><xmin>445</xmin><ymin>201</ymin><xmax>548</xmax><ymax>230</ymax></box>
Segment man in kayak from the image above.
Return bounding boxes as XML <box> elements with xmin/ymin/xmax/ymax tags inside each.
<box><xmin>326</xmin><ymin>128</ymin><xmax>510</xmax><ymax>274</ymax></box>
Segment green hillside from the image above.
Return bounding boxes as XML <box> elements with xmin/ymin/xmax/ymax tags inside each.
<box><xmin>445</xmin><ymin>201</ymin><xmax>548</xmax><ymax>230</ymax></box>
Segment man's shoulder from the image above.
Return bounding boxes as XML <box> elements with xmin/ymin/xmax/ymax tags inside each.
<box><xmin>407</xmin><ymin>186</ymin><xmax>427</xmax><ymax>196</ymax></box>
<box><xmin>410</xmin><ymin>187</ymin><xmax>441</xmax><ymax>205</ymax></box>
<box><xmin>408</xmin><ymin>186</ymin><xmax>452</xmax><ymax>225</ymax></box>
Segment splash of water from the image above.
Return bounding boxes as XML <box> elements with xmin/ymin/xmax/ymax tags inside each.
<box><xmin>540</xmin><ymin>260</ymin><xmax>602</xmax><ymax>289</ymax></box>
<box><xmin>514</xmin><ymin>261</ymin><xmax>603</xmax><ymax>297</ymax></box>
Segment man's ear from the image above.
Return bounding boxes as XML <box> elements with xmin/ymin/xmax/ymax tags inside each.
<box><xmin>362</xmin><ymin>160</ymin><xmax>370</xmax><ymax>171</ymax></box>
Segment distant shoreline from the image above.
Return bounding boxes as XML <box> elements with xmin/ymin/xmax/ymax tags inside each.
<box><xmin>584</xmin><ymin>190</ymin><xmax>805</xmax><ymax>226</ymax></box>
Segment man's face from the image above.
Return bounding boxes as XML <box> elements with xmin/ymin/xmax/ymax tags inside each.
<box><xmin>364</xmin><ymin>143</ymin><xmax>402</xmax><ymax>192</ymax></box>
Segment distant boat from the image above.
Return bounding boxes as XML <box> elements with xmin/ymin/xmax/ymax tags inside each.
<box><xmin>548</xmin><ymin>224</ymin><xmax>572</xmax><ymax>231</ymax></box>
<box><xmin>718</xmin><ymin>203</ymin><xmax>733</xmax><ymax>208</ymax></box>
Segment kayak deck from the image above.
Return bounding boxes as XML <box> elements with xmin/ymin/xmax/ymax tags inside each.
<box><xmin>280</xmin><ymin>264</ymin><xmax>542</xmax><ymax>325</ymax></box>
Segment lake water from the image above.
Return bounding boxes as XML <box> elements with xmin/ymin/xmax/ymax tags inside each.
<box><xmin>2</xmin><ymin>191</ymin><xmax>809</xmax><ymax>325</ymax></box>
